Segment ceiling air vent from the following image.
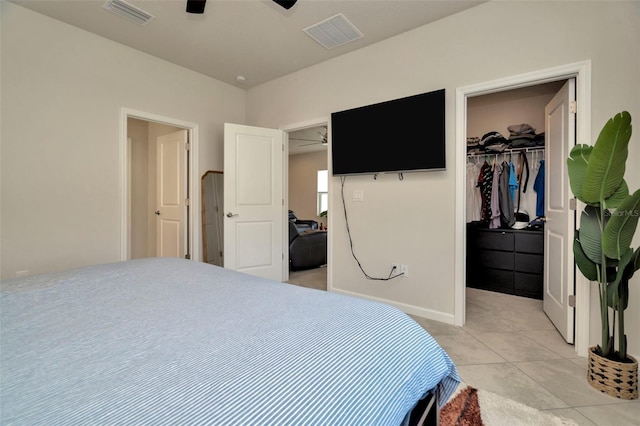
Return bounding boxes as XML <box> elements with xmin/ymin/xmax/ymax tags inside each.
<box><xmin>103</xmin><ymin>0</ymin><xmax>155</xmax><ymax>26</ymax></box>
<box><xmin>303</xmin><ymin>13</ymin><xmax>363</xmax><ymax>50</ymax></box>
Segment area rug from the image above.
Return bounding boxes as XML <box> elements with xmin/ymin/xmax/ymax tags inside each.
<box><xmin>440</xmin><ymin>385</ymin><xmax>578</xmax><ymax>426</ymax></box>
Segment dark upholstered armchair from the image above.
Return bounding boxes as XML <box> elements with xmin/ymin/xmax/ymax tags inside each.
<box><xmin>289</xmin><ymin>216</ymin><xmax>327</xmax><ymax>271</ymax></box>
<box><xmin>288</xmin><ymin>210</ymin><xmax>319</xmax><ymax>233</ymax></box>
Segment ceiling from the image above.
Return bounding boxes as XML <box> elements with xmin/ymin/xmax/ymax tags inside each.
<box><xmin>11</xmin><ymin>0</ymin><xmax>486</xmax><ymax>89</ymax></box>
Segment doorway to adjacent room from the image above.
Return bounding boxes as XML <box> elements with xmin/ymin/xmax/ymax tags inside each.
<box><xmin>120</xmin><ymin>109</ymin><xmax>200</xmax><ymax>262</ymax></box>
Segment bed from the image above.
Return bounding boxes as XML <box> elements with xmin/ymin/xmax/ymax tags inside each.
<box><xmin>1</xmin><ymin>258</ymin><xmax>459</xmax><ymax>425</ymax></box>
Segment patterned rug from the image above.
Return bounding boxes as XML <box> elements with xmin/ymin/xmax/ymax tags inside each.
<box><xmin>440</xmin><ymin>385</ymin><xmax>578</xmax><ymax>426</ymax></box>
<box><xmin>441</xmin><ymin>386</ymin><xmax>484</xmax><ymax>426</ymax></box>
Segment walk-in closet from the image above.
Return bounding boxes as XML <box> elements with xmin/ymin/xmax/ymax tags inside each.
<box><xmin>465</xmin><ymin>80</ymin><xmax>567</xmax><ymax>300</ymax></box>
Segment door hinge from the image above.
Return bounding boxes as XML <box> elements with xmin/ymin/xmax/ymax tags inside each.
<box><xmin>185</xmin><ymin>142</ymin><xmax>191</xmax><ymax>151</ymax></box>
<box><xmin>569</xmin><ymin>198</ymin><xmax>577</xmax><ymax>211</ymax></box>
<box><xmin>570</xmin><ymin>101</ymin><xmax>577</xmax><ymax>114</ymax></box>
<box><xmin>185</xmin><ymin>198</ymin><xmax>190</xmax><ymax>206</ymax></box>
<box><xmin>568</xmin><ymin>294</ymin><xmax>576</xmax><ymax>308</ymax></box>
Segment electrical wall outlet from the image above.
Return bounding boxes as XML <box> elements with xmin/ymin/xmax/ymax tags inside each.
<box><xmin>399</xmin><ymin>264</ymin><xmax>408</xmax><ymax>277</ymax></box>
<box><xmin>391</xmin><ymin>263</ymin><xmax>408</xmax><ymax>277</ymax></box>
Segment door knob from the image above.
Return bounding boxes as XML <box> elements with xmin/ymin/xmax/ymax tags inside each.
<box><xmin>226</xmin><ymin>212</ymin><xmax>238</xmax><ymax>218</ymax></box>
<box><xmin>155</xmin><ymin>210</ymin><xmax>161</xmax><ymax>215</ymax></box>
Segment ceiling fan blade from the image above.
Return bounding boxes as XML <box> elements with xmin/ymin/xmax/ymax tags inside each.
<box><xmin>273</xmin><ymin>0</ymin><xmax>297</xmax><ymax>10</ymax></box>
<box><xmin>186</xmin><ymin>0</ymin><xmax>206</xmax><ymax>14</ymax></box>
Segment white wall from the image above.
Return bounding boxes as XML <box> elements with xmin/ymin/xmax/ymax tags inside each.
<box><xmin>0</xmin><ymin>2</ymin><xmax>245</xmax><ymax>277</ymax></box>
<box><xmin>246</xmin><ymin>1</ymin><xmax>640</xmax><ymax>356</ymax></box>
<box><xmin>288</xmin><ymin>150</ymin><xmax>328</xmax><ymax>228</ymax></box>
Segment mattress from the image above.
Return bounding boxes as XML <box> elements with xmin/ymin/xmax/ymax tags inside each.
<box><xmin>1</xmin><ymin>258</ymin><xmax>459</xmax><ymax>425</ymax></box>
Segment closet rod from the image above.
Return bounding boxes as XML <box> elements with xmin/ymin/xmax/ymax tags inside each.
<box><xmin>466</xmin><ymin>146</ymin><xmax>544</xmax><ymax>158</ymax></box>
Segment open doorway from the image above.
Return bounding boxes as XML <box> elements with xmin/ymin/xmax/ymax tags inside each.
<box><xmin>284</xmin><ymin>119</ymin><xmax>329</xmax><ymax>287</ymax></box>
<box><xmin>455</xmin><ymin>61</ymin><xmax>592</xmax><ymax>357</ymax></box>
<box><xmin>464</xmin><ymin>80</ymin><xmax>570</xmax><ymax>341</ymax></box>
<box><xmin>120</xmin><ymin>109</ymin><xmax>200</xmax><ymax>262</ymax></box>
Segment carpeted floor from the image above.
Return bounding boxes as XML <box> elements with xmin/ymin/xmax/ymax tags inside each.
<box><xmin>441</xmin><ymin>384</ymin><xmax>579</xmax><ymax>426</ymax></box>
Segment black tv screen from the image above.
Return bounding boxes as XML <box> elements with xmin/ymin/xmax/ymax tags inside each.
<box><xmin>331</xmin><ymin>89</ymin><xmax>445</xmax><ymax>176</ymax></box>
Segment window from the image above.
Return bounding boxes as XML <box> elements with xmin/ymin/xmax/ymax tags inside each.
<box><xmin>317</xmin><ymin>169</ymin><xmax>328</xmax><ymax>216</ymax></box>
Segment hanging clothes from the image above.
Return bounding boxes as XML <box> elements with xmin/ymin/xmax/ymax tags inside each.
<box><xmin>489</xmin><ymin>160</ymin><xmax>502</xmax><ymax>229</ymax></box>
<box><xmin>533</xmin><ymin>159</ymin><xmax>545</xmax><ymax>217</ymax></box>
<box><xmin>477</xmin><ymin>160</ymin><xmax>493</xmax><ymax>222</ymax></box>
<box><xmin>515</xmin><ymin>152</ymin><xmax>530</xmax><ymax>213</ymax></box>
<box><xmin>518</xmin><ymin>152</ymin><xmax>530</xmax><ymax>193</ymax></box>
<box><xmin>466</xmin><ymin>161</ymin><xmax>482</xmax><ymax>222</ymax></box>
<box><xmin>499</xmin><ymin>161</ymin><xmax>516</xmax><ymax>228</ymax></box>
<box><xmin>509</xmin><ymin>161</ymin><xmax>518</xmax><ymax>203</ymax></box>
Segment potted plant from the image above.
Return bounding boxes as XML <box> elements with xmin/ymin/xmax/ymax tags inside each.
<box><xmin>568</xmin><ymin>111</ymin><xmax>639</xmax><ymax>400</ymax></box>
<box><xmin>319</xmin><ymin>210</ymin><xmax>327</xmax><ymax>230</ymax></box>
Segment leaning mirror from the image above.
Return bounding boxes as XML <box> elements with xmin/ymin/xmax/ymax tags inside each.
<box><xmin>201</xmin><ymin>171</ymin><xmax>224</xmax><ymax>266</ymax></box>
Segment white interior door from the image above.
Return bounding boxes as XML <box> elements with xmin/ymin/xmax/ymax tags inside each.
<box><xmin>223</xmin><ymin>123</ymin><xmax>285</xmax><ymax>281</ymax></box>
<box><xmin>543</xmin><ymin>79</ymin><xmax>576</xmax><ymax>343</ymax></box>
<box><xmin>156</xmin><ymin>130</ymin><xmax>187</xmax><ymax>258</ymax></box>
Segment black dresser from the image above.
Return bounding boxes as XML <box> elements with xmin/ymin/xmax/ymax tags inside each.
<box><xmin>466</xmin><ymin>224</ymin><xmax>544</xmax><ymax>299</ymax></box>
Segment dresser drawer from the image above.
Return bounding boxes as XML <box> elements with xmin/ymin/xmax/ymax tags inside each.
<box><xmin>515</xmin><ymin>253</ymin><xmax>543</xmax><ymax>274</ymax></box>
<box><xmin>515</xmin><ymin>232</ymin><xmax>544</xmax><ymax>254</ymax></box>
<box><xmin>473</xmin><ymin>230</ymin><xmax>514</xmax><ymax>251</ymax></box>
<box><xmin>515</xmin><ymin>272</ymin><xmax>543</xmax><ymax>299</ymax></box>
<box><xmin>477</xmin><ymin>250</ymin><xmax>514</xmax><ymax>270</ymax></box>
<box><xmin>476</xmin><ymin>268</ymin><xmax>514</xmax><ymax>294</ymax></box>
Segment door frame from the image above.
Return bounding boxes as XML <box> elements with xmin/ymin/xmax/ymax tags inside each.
<box><xmin>120</xmin><ymin>108</ymin><xmax>200</xmax><ymax>262</ymax></box>
<box><xmin>280</xmin><ymin>117</ymin><xmax>330</xmax><ymax>283</ymax></box>
<box><xmin>454</xmin><ymin>60</ymin><xmax>592</xmax><ymax>357</ymax></box>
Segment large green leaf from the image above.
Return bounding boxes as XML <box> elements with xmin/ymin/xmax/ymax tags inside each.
<box><xmin>620</xmin><ymin>248</ymin><xmax>640</xmax><ymax>284</ymax></box>
<box><xmin>567</xmin><ymin>144</ymin><xmax>592</xmax><ymax>204</ymax></box>
<box><xmin>607</xmin><ymin>248</ymin><xmax>634</xmax><ymax>310</ymax></box>
<box><xmin>603</xmin><ymin>180</ymin><xmax>629</xmax><ymax>210</ymax></box>
<box><xmin>573</xmin><ymin>230</ymin><xmax>598</xmax><ymax>281</ymax></box>
<box><xmin>578</xmin><ymin>205</ymin><xmax>606</xmax><ymax>264</ymax></box>
<box><xmin>582</xmin><ymin>111</ymin><xmax>632</xmax><ymax>204</ymax></box>
<box><xmin>603</xmin><ymin>188</ymin><xmax>640</xmax><ymax>260</ymax></box>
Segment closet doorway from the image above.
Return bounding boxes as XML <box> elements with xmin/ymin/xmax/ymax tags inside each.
<box><xmin>455</xmin><ymin>61</ymin><xmax>592</xmax><ymax>356</ymax></box>
<box><xmin>465</xmin><ymin>80</ymin><xmax>565</xmax><ymax>332</ymax></box>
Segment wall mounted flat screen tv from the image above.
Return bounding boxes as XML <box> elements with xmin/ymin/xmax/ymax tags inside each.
<box><xmin>331</xmin><ymin>88</ymin><xmax>445</xmax><ymax>176</ymax></box>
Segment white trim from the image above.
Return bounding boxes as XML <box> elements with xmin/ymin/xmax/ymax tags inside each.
<box><xmin>455</xmin><ymin>60</ymin><xmax>592</xmax><ymax>357</ymax></box>
<box><xmin>280</xmin><ymin>117</ymin><xmax>330</xmax><ymax>283</ymax></box>
<box><xmin>332</xmin><ymin>288</ymin><xmax>455</xmax><ymax>325</ymax></box>
<box><xmin>127</xmin><ymin>137</ymin><xmax>133</xmax><ymax>258</ymax></box>
<box><xmin>120</xmin><ymin>108</ymin><xmax>201</xmax><ymax>262</ymax></box>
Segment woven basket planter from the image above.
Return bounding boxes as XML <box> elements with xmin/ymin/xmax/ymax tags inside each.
<box><xmin>587</xmin><ymin>346</ymin><xmax>638</xmax><ymax>400</ymax></box>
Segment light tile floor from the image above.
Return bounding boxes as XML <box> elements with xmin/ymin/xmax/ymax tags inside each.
<box><xmin>287</xmin><ymin>268</ymin><xmax>640</xmax><ymax>426</ymax></box>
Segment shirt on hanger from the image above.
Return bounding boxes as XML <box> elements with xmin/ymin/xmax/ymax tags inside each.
<box><xmin>466</xmin><ymin>162</ymin><xmax>482</xmax><ymax>222</ymax></box>
<box><xmin>509</xmin><ymin>161</ymin><xmax>518</xmax><ymax>202</ymax></box>
<box><xmin>533</xmin><ymin>159</ymin><xmax>545</xmax><ymax>217</ymax></box>
<box><xmin>489</xmin><ymin>161</ymin><xmax>502</xmax><ymax>229</ymax></box>
<box><xmin>478</xmin><ymin>161</ymin><xmax>493</xmax><ymax>222</ymax></box>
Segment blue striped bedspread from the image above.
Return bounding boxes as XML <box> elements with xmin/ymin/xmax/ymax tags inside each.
<box><xmin>1</xmin><ymin>258</ymin><xmax>459</xmax><ymax>425</ymax></box>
